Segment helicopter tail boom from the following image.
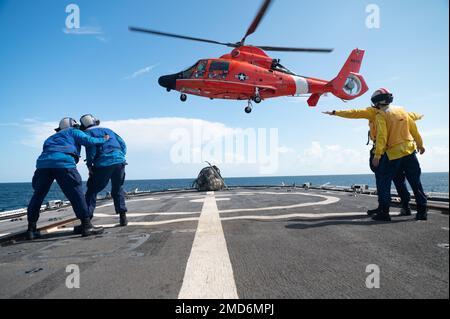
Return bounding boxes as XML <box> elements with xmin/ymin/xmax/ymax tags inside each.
<box><xmin>305</xmin><ymin>49</ymin><xmax>368</xmax><ymax>107</ymax></box>
<box><xmin>329</xmin><ymin>49</ymin><xmax>368</xmax><ymax>100</ymax></box>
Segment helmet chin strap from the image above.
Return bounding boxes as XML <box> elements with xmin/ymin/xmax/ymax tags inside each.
<box><xmin>372</xmin><ymin>103</ymin><xmax>390</xmax><ymax>110</ymax></box>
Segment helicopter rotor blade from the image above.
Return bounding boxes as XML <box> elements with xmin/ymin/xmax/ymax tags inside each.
<box><xmin>256</xmin><ymin>45</ymin><xmax>333</xmax><ymax>53</ymax></box>
<box><xmin>241</xmin><ymin>0</ymin><xmax>273</xmax><ymax>45</ymax></box>
<box><xmin>129</xmin><ymin>26</ymin><xmax>238</xmax><ymax>48</ymax></box>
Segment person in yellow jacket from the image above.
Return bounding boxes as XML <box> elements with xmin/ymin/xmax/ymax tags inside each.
<box><xmin>323</xmin><ymin>102</ymin><xmax>423</xmax><ymax>216</ymax></box>
<box><xmin>370</xmin><ymin>88</ymin><xmax>427</xmax><ymax>221</ymax></box>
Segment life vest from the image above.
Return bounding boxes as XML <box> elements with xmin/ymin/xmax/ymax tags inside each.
<box><xmin>368</xmin><ymin>121</ymin><xmax>377</xmax><ymax>142</ymax></box>
<box><xmin>368</xmin><ymin>108</ymin><xmax>380</xmax><ymax>144</ymax></box>
<box><xmin>383</xmin><ymin>106</ymin><xmax>414</xmax><ymax>148</ymax></box>
<box><xmin>86</xmin><ymin>127</ymin><xmax>122</xmax><ymax>154</ymax></box>
<box><xmin>42</xmin><ymin>129</ymin><xmax>81</xmax><ymax>158</ymax></box>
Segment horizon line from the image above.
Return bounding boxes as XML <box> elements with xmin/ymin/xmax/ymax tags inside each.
<box><xmin>0</xmin><ymin>171</ymin><xmax>448</xmax><ymax>184</ymax></box>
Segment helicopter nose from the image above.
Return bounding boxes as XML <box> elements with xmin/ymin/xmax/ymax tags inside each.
<box><xmin>158</xmin><ymin>74</ymin><xmax>177</xmax><ymax>91</ymax></box>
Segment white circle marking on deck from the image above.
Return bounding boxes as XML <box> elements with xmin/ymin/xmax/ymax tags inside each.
<box><xmin>96</xmin><ymin>197</ymin><xmax>160</xmax><ymax>209</ymax></box>
<box><xmin>222</xmin><ymin>211</ymin><xmax>402</xmax><ymax>222</ymax></box>
<box><xmin>95</xmin><ymin>218</ymin><xmax>200</xmax><ymax>228</ymax></box>
<box><xmin>94</xmin><ymin>212</ymin><xmax>200</xmax><ymax>218</ymax></box>
<box><xmin>219</xmin><ymin>192</ymin><xmax>340</xmax><ymax>214</ymax></box>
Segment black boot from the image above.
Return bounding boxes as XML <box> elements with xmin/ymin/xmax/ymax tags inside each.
<box><xmin>372</xmin><ymin>206</ymin><xmax>391</xmax><ymax>222</ymax></box>
<box><xmin>73</xmin><ymin>216</ymin><xmax>93</xmax><ymax>235</ymax></box>
<box><xmin>416</xmin><ymin>205</ymin><xmax>428</xmax><ymax>221</ymax></box>
<box><xmin>367</xmin><ymin>207</ymin><xmax>380</xmax><ymax>216</ymax></box>
<box><xmin>26</xmin><ymin>222</ymin><xmax>41</xmax><ymax>240</ymax></box>
<box><xmin>80</xmin><ymin>218</ymin><xmax>104</xmax><ymax>237</ymax></box>
<box><xmin>119</xmin><ymin>212</ymin><xmax>128</xmax><ymax>227</ymax></box>
<box><xmin>399</xmin><ymin>203</ymin><xmax>412</xmax><ymax>216</ymax></box>
<box><xmin>73</xmin><ymin>224</ymin><xmax>82</xmax><ymax>235</ymax></box>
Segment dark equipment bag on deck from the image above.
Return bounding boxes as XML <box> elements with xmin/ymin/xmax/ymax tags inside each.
<box><xmin>192</xmin><ymin>165</ymin><xmax>225</xmax><ymax>191</ymax></box>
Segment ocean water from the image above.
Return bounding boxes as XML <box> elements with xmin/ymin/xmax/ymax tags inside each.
<box><xmin>0</xmin><ymin>172</ymin><xmax>448</xmax><ymax>212</ymax></box>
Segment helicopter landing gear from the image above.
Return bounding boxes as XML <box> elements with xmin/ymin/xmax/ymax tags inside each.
<box><xmin>244</xmin><ymin>100</ymin><xmax>253</xmax><ymax>114</ymax></box>
<box><xmin>166</xmin><ymin>88</ymin><xmax>171</xmax><ymax>92</ymax></box>
<box><xmin>253</xmin><ymin>95</ymin><xmax>262</xmax><ymax>104</ymax></box>
<box><xmin>253</xmin><ymin>87</ymin><xmax>262</xmax><ymax>104</ymax></box>
<box><xmin>180</xmin><ymin>94</ymin><xmax>187</xmax><ymax>102</ymax></box>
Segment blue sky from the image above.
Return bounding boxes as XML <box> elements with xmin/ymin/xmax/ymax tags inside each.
<box><xmin>0</xmin><ymin>0</ymin><xmax>448</xmax><ymax>182</ymax></box>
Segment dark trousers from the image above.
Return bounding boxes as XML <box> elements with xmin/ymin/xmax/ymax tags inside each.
<box><xmin>377</xmin><ymin>152</ymin><xmax>427</xmax><ymax>208</ymax></box>
<box><xmin>85</xmin><ymin>164</ymin><xmax>127</xmax><ymax>217</ymax></box>
<box><xmin>370</xmin><ymin>150</ymin><xmax>411</xmax><ymax>207</ymax></box>
<box><xmin>27</xmin><ymin>168</ymin><xmax>90</xmax><ymax>223</ymax></box>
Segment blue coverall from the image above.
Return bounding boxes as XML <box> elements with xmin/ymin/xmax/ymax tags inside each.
<box><xmin>27</xmin><ymin>128</ymin><xmax>106</xmax><ymax>223</ymax></box>
<box><xmin>84</xmin><ymin>127</ymin><xmax>127</xmax><ymax>216</ymax></box>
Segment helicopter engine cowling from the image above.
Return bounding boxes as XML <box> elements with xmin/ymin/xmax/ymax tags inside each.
<box><xmin>221</xmin><ymin>46</ymin><xmax>273</xmax><ymax>69</ymax></box>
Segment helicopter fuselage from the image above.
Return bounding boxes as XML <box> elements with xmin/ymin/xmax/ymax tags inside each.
<box><xmin>158</xmin><ymin>46</ymin><xmax>368</xmax><ymax>107</ymax></box>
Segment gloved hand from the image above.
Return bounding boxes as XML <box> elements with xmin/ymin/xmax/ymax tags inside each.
<box><xmin>418</xmin><ymin>146</ymin><xmax>426</xmax><ymax>155</ymax></box>
<box><xmin>372</xmin><ymin>157</ymin><xmax>380</xmax><ymax>168</ymax></box>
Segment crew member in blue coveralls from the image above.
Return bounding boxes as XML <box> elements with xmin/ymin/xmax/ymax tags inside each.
<box><xmin>26</xmin><ymin>117</ymin><xmax>110</xmax><ymax>240</ymax></box>
<box><xmin>79</xmin><ymin>114</ymin><xmax>128</xmax><ymax>229</ymax></box>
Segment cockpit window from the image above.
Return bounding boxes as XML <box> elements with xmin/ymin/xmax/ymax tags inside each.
<box><xmin>209</xmin><ymin>61</ymin><xmax>230</xmax><ymax>72</ymax></box>
<box><xmin>182</xmin><ymin>64</ymin><xmax>197</xmax><ymax>79</ymax></box>
<box><xmin>194</xmin><ymin>60</ymin><xmax>208</xmax><ymax>78</ymax></box>
<box><xmin>208</xmin><ymin>61</ymin><xmax>229</xmax><ymax>79</ymax></box>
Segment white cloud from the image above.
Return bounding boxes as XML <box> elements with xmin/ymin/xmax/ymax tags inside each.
<box><xmin>102</xmin><ymin>117</ymin><xmax>235</xmax><ymax>151</ymax></box>
<box><xmin>20</xmin><ymin>120</ymin><xmax>57</xmax><ymax>148</ymax></box>
<box><xmin>124</xmin><ymin>64</ymin><xmax>160</xmax><ymax>80</ymax></box>
<box><xmin>422</xmin><ymin>128</ymin><xmax>449</xmax><ymax>138</ymax></box>
<box><xmin>19</xmin><ymin>117</ymin><xmax>285</xmax><ymax>176</ymax></box>
<box><xmin>420</xmin><ymin>146</ymin><xmax>449</xmax><ymax>172</ymax></box>
<box><xmin>17</xmin><ymin>118</ymin><xmax>449</xmax><ymax>178</ymax></box>
<box><xmin>296</xmin><ymin>141</ymin><xmax>368</xmax><ymax>174</ymax></box>
<box><xmin>278</xmin><ymin>146</ymin><xmax>295</xmax><ymax>154</ymax></box>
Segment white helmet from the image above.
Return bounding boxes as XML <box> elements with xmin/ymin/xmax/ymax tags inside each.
<box><xmin>55</xmin><ymin>117</ymin><xmax>79</xmax><ymax>132</ymax></box>
<box><xmin>371</xmin><ymin>88</ymin><xmax>393</xmax><ymax>107</ymax></box>
<box><xmin>80</xmin><ymin>114</ymin><xmax>100</xmax><ymax>130</ymax></box>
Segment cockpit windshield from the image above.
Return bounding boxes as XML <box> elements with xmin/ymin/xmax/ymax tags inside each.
<box><xmin>181</xmin><ymin>60</ymin><xmax>208</xmax><ymax>79</ymax></box>
<box><xmin>181</xmin><ymin>63</ymin><xmax>197</xmax><ymax>79</ymax></box>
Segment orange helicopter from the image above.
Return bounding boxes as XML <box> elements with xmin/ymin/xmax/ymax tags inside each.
<box><xmin>129</xmin><ymin>0</ymin><xmax>368</xmax><ymax>113</ymax></box>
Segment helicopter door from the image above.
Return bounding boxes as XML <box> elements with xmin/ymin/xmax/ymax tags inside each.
<box><xmin>193</xmin><ymin>60</ymin><xmax>208</xmax><ymax>79</ymax></box>
<box><xmin>208</xmin><ymin>61</ymin><xmax>230</xmax><ymax>80</ymax></box>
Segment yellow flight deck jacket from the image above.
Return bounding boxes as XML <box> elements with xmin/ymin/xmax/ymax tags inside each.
<box><xmin>375</xmin><ymin>106</ymin><xmax>424</xmax><ymax>161</ymax></box>
<box><xmin>334</xmin><ymin>107</ymin><xmax>423</xmax><ymax>143</ymax></box>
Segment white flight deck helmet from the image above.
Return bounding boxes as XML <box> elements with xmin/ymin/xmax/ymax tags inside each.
<box><xmin>371</xmin><ymin>88</ymin><xmax>394</xmax><ymax>108</ymax></box>
<box><xmin>55</xmin><ymin>117</ymin><xmax>80</xmax><ymax>132</ymax></box>
<box><xmin>80</xmin><ymin>114</ymin><xmax>100</xmax><ymax>131</ymax></box>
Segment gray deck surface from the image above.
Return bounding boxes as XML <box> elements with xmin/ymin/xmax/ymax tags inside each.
<box><xmin>0</xmin><ymin>188</ymin><xmax>448</xmax><ymax>299</ymax></box>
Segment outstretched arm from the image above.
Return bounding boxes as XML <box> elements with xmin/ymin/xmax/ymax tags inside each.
<box><xmin>72</xmin><ymin>129</ymin><xmax>109</xmax><ymax>146</ymax></box>
<box><xmin>408</xmin><ymin>112</ymin><xmax>424</xmax><ymax>122</ymax></box>
<box><xmin>323</xmin><ymin>108</ymin><xmax>374</xmax><ymax>120</ymax></box>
